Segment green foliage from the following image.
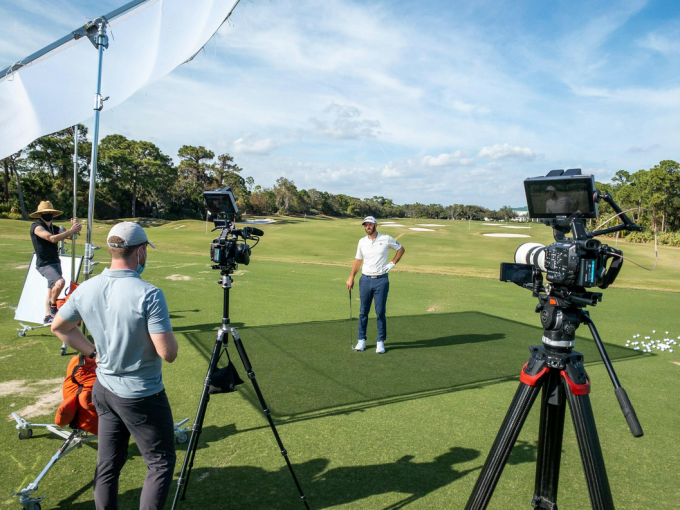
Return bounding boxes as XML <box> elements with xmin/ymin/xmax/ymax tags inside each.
<box><xmin>5</xmin><ymin>129</ymin><xmax>680</xmax><ymax>237</ymax></box>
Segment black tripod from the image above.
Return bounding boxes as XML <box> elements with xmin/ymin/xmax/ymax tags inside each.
<box><xmin>466</xmin><ymin>288</ymin><xmax>643</xmax><ymax>510</ymax></box>
<box><xmin>171</xmin><ymin>270</ymin><xmax>310</xmax><ymax>509</ymax></box>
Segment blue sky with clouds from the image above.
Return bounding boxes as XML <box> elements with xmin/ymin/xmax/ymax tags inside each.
<box><xmin>2</xmin><ymin>0</ymin><xmax>680</xmax><ymax>208</ymax></box>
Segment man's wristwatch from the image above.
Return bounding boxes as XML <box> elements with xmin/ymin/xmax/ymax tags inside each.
<box><xmin>88</xmin><ymin>349</ymin><xmax>97</xmax><ymax>360</ymax></box>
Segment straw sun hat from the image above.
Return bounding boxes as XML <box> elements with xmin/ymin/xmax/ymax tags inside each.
<box><xmin>29</xmin><ymin>201</ymin><xmax>63</xmax><ymax>218</ymax></box>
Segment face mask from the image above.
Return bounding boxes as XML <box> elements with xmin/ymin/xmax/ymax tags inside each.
<box><xmin>136</xmin><ymin>247</ymin><xmax>146</xmax><ymax>275</ymax></box>
<box><xmin>41</xmin><ymin>213</ymin><xmax>54</xmax><ymax>222</ymax></box>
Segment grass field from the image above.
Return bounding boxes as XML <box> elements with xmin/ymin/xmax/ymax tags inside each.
<box><xmin>1</xmin><ymin>216</ymin><xmax>679</xmax><ymax>509</ymax></box>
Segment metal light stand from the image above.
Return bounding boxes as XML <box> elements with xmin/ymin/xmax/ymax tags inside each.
<box><xmin>465</xmin><ymin>279</ymin><xmax>643</xmax><ymax>510</ymax></box>
<box><xmin>171</xmin><ymin>270</ymin><xmax>310</xmax><ymax>510</ymax></box>
<box><xmin>83</xmin><ymin>20</ymin><xmax>108</xmax><ymax>282</ymax></box>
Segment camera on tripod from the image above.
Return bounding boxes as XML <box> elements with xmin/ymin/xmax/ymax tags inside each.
<box><xmin>500</xmin><ymin>169</ymin><xmax>641</xmax><ymax>298</ymax></box>
<box><xmin>466</xmin><ymin>169</ymin><xmax>644</xmax><ymax>510</ymax></box>
<box><xmin>204</xmin><ymin>187</ymin><xmax>263</xmax><ymax>272</ymax></box>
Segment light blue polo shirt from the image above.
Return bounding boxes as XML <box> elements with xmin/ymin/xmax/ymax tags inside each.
<box><xmin>58</xmin><ymin>268</ymin><xmax>172</xmax><ymax>398</ymax></box>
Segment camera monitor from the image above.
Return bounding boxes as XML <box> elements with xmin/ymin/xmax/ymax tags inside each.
<box><xmin>204</xmin><ymin>187</ymin><xmax>238</xmax><ymax>220</ymax></box>
<box><xmin>524</xmin><ymin>170</ymin><xmax>598</xmax><ymax>219</ymax></box>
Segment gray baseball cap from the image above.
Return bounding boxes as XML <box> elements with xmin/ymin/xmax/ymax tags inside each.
<box><xmin>107</xmin><ymin>222</ymin><xmax>155</xmax><ymax>248</ymax></box>
<box><xmin>362</xmin><ymin>216</ymin><xmax>377</xmax><ymax>225</ymax></box>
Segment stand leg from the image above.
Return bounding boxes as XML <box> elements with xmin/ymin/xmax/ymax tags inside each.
<box><xmin>465</xmin><ymin>379</ymin><xmax>543</xmax><ymax>510</ymax></box>
<box><xmin>231</xmin><ymin>329</ymin><xmax>310</xmax><ymax>509</ymax></box>
<box><xmin>532</xmin><ymin>371</ymin><xmax>567</xmax><ymax>509</ymax></box>
<box><xmin>562</xmin><ymin>375</ymin><xmax>614</xmax><ymax>510</ymax></box>
<box><xmin>170</xmin><ymin>329</ymin><xmax>225</xmax><ymax>510</ymax></box>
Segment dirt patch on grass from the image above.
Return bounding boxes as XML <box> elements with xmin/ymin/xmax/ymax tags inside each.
<box><xmin>166</xmin><ymin>274</ymin><xmax>191</xmax><ymax>281</ymax></box>
<box><xmin>673</xmin><ymin>361</ymin><xmax>680</xmax><ymax>367</ymax></box>
<box><xmin>427</xmin><ymin>306</ymin><xmax>439</xmax><ymax>312</ymax></box>
<box><xmin>1</xmin><ymin>378</ymin><xmax>63</xmax><ymax>419</ymax></box>
<box><xmin>15</xmin><ymin>265</ymin><xmax>29</xmax><ymax>270</ymax></box>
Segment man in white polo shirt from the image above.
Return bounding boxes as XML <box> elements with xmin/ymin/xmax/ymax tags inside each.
<box><xmin>346</xmin><ymin>216</ymin><xmax>405</xmax><ymax>353</ymax></box>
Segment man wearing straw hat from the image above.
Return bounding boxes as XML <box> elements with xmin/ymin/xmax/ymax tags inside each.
<box><xmin>29</xmin><ymin>200</ymin><xmax>81</xmax><ymax>323</ymax></box>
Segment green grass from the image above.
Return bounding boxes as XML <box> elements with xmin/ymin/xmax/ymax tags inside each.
<box><xmin>1</xmin><ymin>217</ymin><xmax>679</xmax><ymax>509</ymax></box>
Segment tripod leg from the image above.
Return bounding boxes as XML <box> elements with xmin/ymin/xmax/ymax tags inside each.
<box><xmin>532</xmin><ymin>371</ymin><xmax>567</xmax><ymax>509</ymax></box>
<box><xmin>562</xmin><ymin>364</ymin><xmax>615</xmax><ymax>510</ymax></box>
<box><xmin>465</xmin><ymin>357</ymin><xmax>547</xmax><ymax>510</ymax></box>
<box><xmin>170</xmin><ymin>329</ymin><xmax>225</xmax><ymax>510</ymax></box>
<box><xmin>231</xmin><ymin>328</ymin><xmax>310</xmax><ymax>509</ymax></box>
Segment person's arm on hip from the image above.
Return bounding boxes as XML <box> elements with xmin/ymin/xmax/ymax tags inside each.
<box><xmin>392</xmin><ymin>246</ymin><xmax>405</xmax><ymax>265</ymax></box>
<box><xmin>51</xmin><ymin>314</ymin><xmax>95</xmax><ymax>356</ymax></box>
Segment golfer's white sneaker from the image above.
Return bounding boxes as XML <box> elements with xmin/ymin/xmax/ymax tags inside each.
<box><xmin>355</xmin><ymin>339</ymin><xmax>366</xmax><ymax>351</ymax></box>
<box><xmin>376</xmin><ymin>341</ymin><xmax>385</xmax><ymax>354</ymax></box>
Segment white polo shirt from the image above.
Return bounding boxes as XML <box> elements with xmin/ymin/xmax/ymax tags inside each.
<box><xmin>355</xmin><ymin>233</ymin><xmax>402</xmax><ymax>276</ymax></box>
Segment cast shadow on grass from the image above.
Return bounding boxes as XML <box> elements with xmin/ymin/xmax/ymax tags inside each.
<box><xmin>64</xmin><ymin>445</ymin><xmax>482</xmax><ymax>509</ymax></box>
<box><xmin>180</xmin><ymin>311</ymin><xmax>643</xmax><ymax>422</ymax></box>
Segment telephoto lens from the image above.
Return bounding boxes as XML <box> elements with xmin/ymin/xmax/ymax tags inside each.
<box><xmin>514</xmin><ymin>242</ymin><xmax>546</xmax><ymax>271</ymax></box>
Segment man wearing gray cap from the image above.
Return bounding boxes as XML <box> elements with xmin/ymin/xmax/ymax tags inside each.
<box><xmin>52</xmin><ymin>221</ymin><xmax>178</xmax><ymax>510</ymax></box>
<box><xmin>346</xmin><ymin>216</ymin><xmax>405</xmax><ymax>353</ymax></box>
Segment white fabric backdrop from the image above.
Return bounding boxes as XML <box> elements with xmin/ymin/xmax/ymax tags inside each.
<box><xmin>0</xmin><ymin>0</ymin><xmax>239</xmax><ymax>160</ymax></box>
<box><xmin>14</xmin><ymin>254</ymin><xmax>83</xmax><ymax>324</ymax></box>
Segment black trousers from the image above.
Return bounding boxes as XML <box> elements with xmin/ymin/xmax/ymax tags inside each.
<box><xmin>92</xmin><ymin>380</ymin><xmax>176</xmax><ymax>510</ymax></box>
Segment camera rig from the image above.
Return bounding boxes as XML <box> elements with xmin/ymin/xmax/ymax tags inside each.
<box><xmin>204</xmin><ymin>187</ymin><xmax>262</xmax><ymax>273</ymax></box>
<box><xmin>467</xmin><ymin>169</ymin><xmax>644</xmax><ymax>510</ymax></box>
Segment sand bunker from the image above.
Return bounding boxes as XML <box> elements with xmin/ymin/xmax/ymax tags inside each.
<box><xmin>483</xmin><ymin>233</ymin><xmax>531</xmax><ymax>238</ymax></box>
<box><xmin>239</xmin><ymin>219</ymin><xmax>277</xmax><ymax>224</ymax></box>
<box><xmin>409</xmin><ymin>228</ymin><xmax>435</xmax><ymax>232</ymax></box>
<box><xmin>500</xmin><ymin>225</ymin><xmax>531</xmax><ymax>229</ymax></box>
<box><xmin>416</xmin><ymin>224</ymin><xmax>446</xmax><ymax>227</ymax></box>
<box><xmin>166</xmin><ymin>274</ymin><xmax>191</xmax><ymax>280</ymax></box>
<box><xmin>381</xmin><ymin>224</ymin><xmax>406</xmax><ymax>227</ymax></box>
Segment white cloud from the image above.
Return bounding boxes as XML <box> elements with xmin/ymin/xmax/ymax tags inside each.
<box><xmin>422</xmin><ymin>150</ymin><xmax>474</xmax><ymax>167</ymax></box>
<box><xmin>381</xmin><ymin>162</ymin><xmax>401</xmax><ymax>177</ymax></box>
<box><xmin>627</xmin><ymin>144</ymin><xmax>661</xmax><ymax>153</ymax></box>
<box><xmin>309</xmin><ymin>101</ymin><xmax>381</xmax><ymax>139</ymax></box>
<box><xmin>232</xmin><ymin>134</ymin><xmax>280</xmax><ymax>155</ymax></box>
<box><xmin>637</xmin><ymin>25</ymin><xmax>680</xmax><ymax>56</ymax></box>
<box><xmin>477</xmin><ymin>143</ymin><xmax>538</xmax><ymax>161</ymax></box>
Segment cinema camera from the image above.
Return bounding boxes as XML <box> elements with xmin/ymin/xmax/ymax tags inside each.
<box><xmin>466</xmin><ymin>169</ymin><xmax>644</xmax><ymax>510</ymax></box>
<box><xmin>204</xmin><ymin>188</ymin><xmax>262</xmax><ymax>271</ymax></box>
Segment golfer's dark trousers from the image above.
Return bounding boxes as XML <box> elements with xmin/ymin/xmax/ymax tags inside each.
<box><xmin>358</xmin><ymin>273</ymin><xmax>390</xmax><ymax>341</ymax></box>
<box><xmin>92</xmin><ymin>379</ymin><xmax>176</xmax><ymax>510</ymax></box>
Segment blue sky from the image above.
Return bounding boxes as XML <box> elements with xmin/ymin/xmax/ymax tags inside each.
<box><xmin>2</xmin><ymin>0</ymin><xmax>680</xmax><ymax>208</ymax></box>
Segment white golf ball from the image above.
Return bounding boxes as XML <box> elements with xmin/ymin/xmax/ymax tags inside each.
<box><xmin>653</xmin><ymin>330</ymin><xmax>656</xmax><ymax>333</ymax></box>
<box><xmin>634</xmin><ymin>347</ymin><xmax>640</xmax><ymax>350</ymax></box>
<box><xmin>670</xmin><ymin>349</ymin><xmax>674</xmax><ymax>353</ymax></box>
<box><xmin>666</xmin><ymin>331</ymin><xmax>669</xmax><ymax>335</ymax></box>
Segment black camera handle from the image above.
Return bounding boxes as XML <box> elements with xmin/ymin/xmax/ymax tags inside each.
<box><xmin>588</xmin><ymin>192</ymin><xmax>642</xmax><ymax>237</ymax></box>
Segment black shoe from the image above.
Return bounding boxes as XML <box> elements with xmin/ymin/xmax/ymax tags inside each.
<box><xmin>43</xmin><ymin>315</ymin><xmax>54</xmax><ymax>324</ymax></box>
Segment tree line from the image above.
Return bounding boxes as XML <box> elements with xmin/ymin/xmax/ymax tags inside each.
<box><xmin>1</xmin><ymin>127</ymin><xmax>679</xmax><ymax>245</ymax></box>
<box><xmin>0</xmin><ymin>126</ymin><xmax>518</xmax><ymax>222</ymax></box>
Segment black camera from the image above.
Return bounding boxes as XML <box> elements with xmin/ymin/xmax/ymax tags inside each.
<box><xmin>501</xmin><ymin>169</ymin><xmax>641</xmax><ymax>298</ymax></box>
<box><xmin>204</xmin><ymin>188</ymin><xmax>263</xmax><ymax>272</ymax></box>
